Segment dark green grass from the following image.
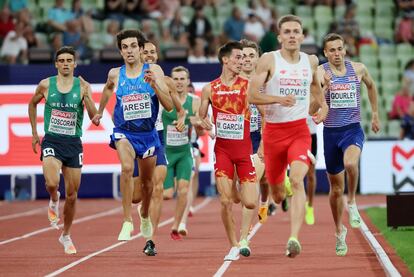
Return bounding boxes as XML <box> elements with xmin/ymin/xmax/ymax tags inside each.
<box><xmin>365</xmin><ymin>207</ymin><xmax>414</xmax><ymax>274</ymax></box>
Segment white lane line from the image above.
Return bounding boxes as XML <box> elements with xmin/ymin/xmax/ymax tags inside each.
<box><xmin>44</xmin><ymin>197</ymin><xmax>212</xmax><ymax>277</ymax></box>
<box><xmin>0</xmin><ymin>207</ymin><xmax>122</xmax><ymax>246</ymax></box>
<box><xmin>358</xmin><ymin>204</ymin><xmax>401</xmax><ymax>277</ymax></box>
<box><xmin>213</xmin><ymin>222</ymin><xmax>263</xmax><ymax>277</ymax></box>
<box><xmin>0</xmin><ymin>207</ymin><xmax>47</xmax><ymax>221</ymax></box>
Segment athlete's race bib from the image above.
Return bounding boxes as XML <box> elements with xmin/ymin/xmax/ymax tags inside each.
<box><xmin>166</xmin><ymin>125</ymin><xmax>189</xmax><ymax>146</ymax></box>
<box><xmin>48</xmin><ymin>109</ymin><xmax>77</xmax><ymax>135</ymax></box>
<box><xmin>122</xmin><ymin>93</ymin><xmax>151</xmax><ymax>120</ymax></box>
<box><xmin>216</xmin><ymin>112</ymin><xmax>244</xmax><ymax>140</ymax></box>
<box><xmin>279</xmin><ymin>78</ymin><xmax>309</xmax><ymax>102</ymax></box>
<box><xmin>250</xmin><ymin>105</ymin><xmax>259</xmax><ymax>132</ymax></box>
<box><xmin>329</xmin><ymin>83</ymin><xmax>357</xmax><ymax>108</ymax></box>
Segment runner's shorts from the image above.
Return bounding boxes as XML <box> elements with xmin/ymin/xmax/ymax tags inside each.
<box><xmin>110</xmin><ymin>127</ymin><xmax>160</xmax><ymax>159</ymax></box>
<box><xmin>214</xmin><ymin>140</ymin><xmax>256</xmax><ymax>184</ymax></box>
<box><xmin>323</xmin><ymin>122</ymin><xmax>364</xmax><ymax>175</ymax></box>
<box><xmin>133</xmin><ymin>130</ymin><xmax>166</xmax><ymax>177</ymax></box>
<box><xmin>263</xmin><ymin>119</ymin><xmax>311</xmax><ymax>185</ymax></box>
<box><xmin>41</xmin><ymin>134</ymin><xmax>83</xmax><ymax>168</ymax></box>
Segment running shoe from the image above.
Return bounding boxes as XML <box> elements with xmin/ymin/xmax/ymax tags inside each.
<box><xmin>139</xmin><ymin>210</ymin><xmax>153</xmax><ymax>239</ymax></box>
<box><xmin>285</xmin><ymin>237</ymin><xmax>301</xmax><ymax>258</ymax></box>
<box><xmin>281</xmin><ymin>198</ymin><xmax>289</xmax><ymax>212</ymax></box>
<box><xmin>305</xmin><ymin>202</ymin><xmax>315</xmax><ymax>225</ymax></box>
<box><xmin>239</xmin><ymin>239</ymin><xmax>251</xmax><ymax>257</ymax></box>
<box><xmin>143</xmin><ymin>240</ymin><xmax>157</xmax><ymax>256</ymax></box>
<box><xmin>178</xmin><ymin>223</ymin><xmax>188</xmax><ymax>236</ymax></box>
<box><xmin>170</xmin><ymin>230</ymin><xmax>182</xmax><ymax>241</ymax></box>
<box><xmin>285</xmin><ymin>174</ymin><xmax>293</xmax><ymax>197</ymax></box>
<box><xmin>224</xmin><ymin>246</ymin><xmax>240</xmax><ymax>261</ymax></box>
<box><xmin>59</xmin><ymin>233</ymin><xmax>77</xmax><ymax>255</ymax></box>
<box><xmin>118</xmin><ymin>221</ymin><xmax>134</xmax><ymax>241</ymax></box>
<box><xmin>335</xmin><ymin>225</ymin><xmax>348</xmax><ymax>256</ymax></box>
<box><xmin>258</xmin><ymin>205</ymin><xmax>268</xmax><ymax>224</ymax></box>
<box><xmin>348</xmin><ymin>203</ymin><xmax>361</xmax><ymax>228</ymax></box>
<box><xmin>268</xmin><ymin>202</ymin><xmax>277</xmax><ymax>216</ymax></box>
<box><xmin>48</xmin><ymin>191</ymin><xmax>60</xmax><ymax>229</ymax></box>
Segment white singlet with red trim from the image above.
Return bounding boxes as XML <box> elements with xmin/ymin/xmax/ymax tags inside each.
<box><xmin>263</xmin><ymin>50</ymin><xmax>312</xmax><ymax>123</ymax></box>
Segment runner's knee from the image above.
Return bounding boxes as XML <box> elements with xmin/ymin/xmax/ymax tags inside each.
<box><xmin>330</xmin><ymin>184</ymin><xmax>344</xmax><ymax>198</ymax></box>
<box><xmin>65</xmin><ymin>191</ymin><xmax>77</xmax><ymax>203</ymax></box>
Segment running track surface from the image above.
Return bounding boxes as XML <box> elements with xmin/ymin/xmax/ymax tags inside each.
<box><xmin>0</xmin><ymin>195</ymin><xmax>412</xmax><ymax>277</ymax></box>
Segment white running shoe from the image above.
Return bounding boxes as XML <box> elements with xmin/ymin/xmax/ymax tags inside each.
<box><xmin>178</xmin><ymin>223</ymin><xmax>188</xmax><ymax>236</ymax></box>
<box><xmin>59</xmin><ymin>233</ymin><xmax>77</xmax><ymax>254</ymax></box>
<box><xmin>48</xmin><ymin>191</ymin><xmax>60</xmax><ymax>229</ymax></box>
<box><xmin>335</xmin><ymin>225</ymin><xmax>348</xmax><ymax>256</ymax></box>
<box><xmin>348</xmin><ymin>203</ymin><xmax>361</xmax><ymax>228</ymax></box>
<box><xmin>224</xmin><ymin>246</ymin><xmax>240</xmax><ymax>261</ymax></box>
<box><xmin>118</xmin><ymin>221</ymin><xmax>134</xmax><ymax>241</ymax></box>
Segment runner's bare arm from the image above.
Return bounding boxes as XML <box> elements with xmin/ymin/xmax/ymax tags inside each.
<box><xmin>310</xmin><ymin>55</ymin><xmax>328</xmax><ymax>123</ymax></box>
<box><xmin>248</xmin><ymin>53</ymin><xmax>295</xmax><ymax>106</ymax></box>
<box><xmin>28</xmin><ymin>78</ymin><xmax>48</xmax><ymax>154</ymax></box>
<box><xmin>92</xmin><ymin>68</ymin><xmax>118</xmax><ymax>125</ymax></box>
<box><xmin>359</xmin><ymin>62</ymin><xmax>380</xmax><ymax>132</ymax></box>
<box><xmin>191</xmin><ymin>96</ymin><xmax>211</xmax><ymax>135</ymax></box>
<box><xmin>199</xmin><ymin>83</ymin><xmax>211</xmax><ymax>119</ymax></box>
<box><xmin>165</xmin><ymin>76</ymin><xmax>186</xmax><ymax>132</ymax></box>
<box><xmin>79</xmin><ymin>76</ymin><xmax>97</xmax><ymax>120</ymax></box>
<box><xmin>146</xmin><ymin>64</ymin><xmax>173</xmax><ymax>111</ymax></box>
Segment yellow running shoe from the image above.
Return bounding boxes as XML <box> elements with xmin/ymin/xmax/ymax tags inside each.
<box><xmin>284</xmin><ymin>173</ymin><xmax>293</xmax><ymax>197</ymax></box>
<box><xmin>305</xmin><ymin>202</ymin><xmax>315</xmax><ymax>225</ymax></box>
<box><xmin>258</xmin><ymin>205</ymin><xmax>268</xmax><ymax>224</ymax></box>
<box><xmin>118</xmin><ymin>221</ymin><xmax>134</xmax><ymax>241</ymax></box>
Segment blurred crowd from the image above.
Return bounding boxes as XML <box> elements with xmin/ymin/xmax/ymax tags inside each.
<box><xmin>0</xmin><ymin>0</ymin><xmax>412</xmax><ymax>65</ymax></box>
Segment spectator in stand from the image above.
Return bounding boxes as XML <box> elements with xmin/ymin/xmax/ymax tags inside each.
<box><xmin>403</xmin><ymin>59</ymin><xmax>414</xmax><ymax>94</ymax></box>
<box><xmin>400</xmin><ymin>101</ymin><xmax>414</xmax><ymax>139</ymax></box>
<box><xmin>139</xmin><ymin>0</ymin><xmax>162</xmax><ymax>19</ymax></box>
<box><xmin>256</xmin><ymin>0</ymin><xmax>272</xmax><ymax>28</ymax></box>
<box><xmin>187</xmin><ymin>6</ymin><xmax>212</xmax><ymax>45</ymax></box>
<box><xmin>223</xmin><ymin>6</ymin><xmax>245</xmax><ymax>41</ymax></box>
<box><xmin>160</xmin><ymin>0</ymin><xmax>180</xmax><ymax>21</ymax></box>
<box><xmin>48</xmin><ymin>0</ymin><xmax>76</xmax><ymax>33</ymax></box>
<box><xmin>72</xmin><ymin>0</ymin><xmax>94</xmax><ymax>34</ymax></box>
<box><xmin>389</xmin><ymin>85</ymin><xmax>412</xmax><ymax>119</ymax></box>
<box><xmin>395</xmin><ymin>14</ymin><xmax>414</xmax><ymax>44</ymax></box>
<box><xmin>259</xmin><ymin>22</ymin><xmax>278</xmax><ymax>53</ymax></box>
<box><xmin>188</xmin><ymin>37</ymin><xmax>207</xmax><ymax>63</ymax></box>
<box><xmin>124</xmin><ymin>0</ymin><xmax>143</xmax><ymax>20</ymax></box>
<box><xmin>337</xmin><ymin>3</ymin><xmax>359</xmax><ymax>57</ymax></box>
<box><xmin>63</xmin><ymin>20</ymin><xmax>90</xmax><ymax>61</ymax></box>
<box><xmin>8</xmin><ymin>0</ymin><xmax>27</xmax><ymax>15</ymax></box>
<box><xmin>104</xmin><ymin>0</ymin><xmax>125</xmax><ymax>25</ymax></box>
<box><xmin>169</xmin><ymin>9</ymin><xmax>187</xmax><ymax>43</ymax></box>
<box><xmin>0</xmin><ymin>6</ymin><xmax>14</xmax><ymax>42</ymax></box>
<box><xmin>396</xmin><ymin>0</ymin><xmax>414</xmax><ymax>18</ymax></box>
<box><xmin>23</xmin><ymin>24</ymin><xmax>39</xmax><ymax>48</ymax></box>
<box><xmin>0</xmin><ymin>21</ymin><xmax>28</xmax><ymax>64</ymax></box>
<box><xmin>338</xmin><ymin>3</ymin><xmax>360</xmax><ymax>38</ymax></box>
<box><xmin>244</xmin><ymin>13</ymin><xmax>265</xmax><ymax>43</ymax></box>
<box><xmin>102</xmin><ymin>19</ymin><xmax>120</xmax><ymax>47</ymax></box>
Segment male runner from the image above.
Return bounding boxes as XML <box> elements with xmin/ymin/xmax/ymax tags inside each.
<box><xmin>199</xmin><ymin>41</ymin><xmax>258</xmax><ymax>261</ymax></box>
<box><xmin>247</xmin><ymin>15</ymin><xmax>328</xmax><ymax>258</ymax></box>
<box><xmin>28</xmin><ymin>46</ymin><xmax>97</xmax><ymax>254</ymax></box>
<box><xmin>92</xmin><ymin>29</ymin><xmax>172</xmax><ymax>256</ymax></box>
<box><xmin>318</xmin><ymin>33</ymin><xmax>380</xmax><ymax>256</ymax></box>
